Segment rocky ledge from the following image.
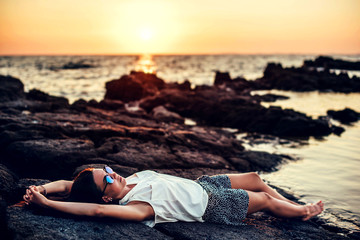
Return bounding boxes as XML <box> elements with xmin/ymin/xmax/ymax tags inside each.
<box><xmin>304</xmin><ymin>56</ymin><xmax>360</xmax><ymax>71</ymax></box>
<box><xmin>0</xmin><ymin>62</ymin><xmax>358</xmax><ymax>239</ymax></box>
<box><xmin>254</xmin><ymin>57</ymin><xmax>360</xmax><ymax>92</ymax></box>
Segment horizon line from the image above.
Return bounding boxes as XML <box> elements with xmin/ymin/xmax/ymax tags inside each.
<box><xmin>1</xmin><ymin>52</ymin><xmax>360</xmax><ymax>57</ymax></box>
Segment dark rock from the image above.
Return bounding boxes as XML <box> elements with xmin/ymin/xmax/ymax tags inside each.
<box><xmin>62</xmin><ymin>61</ymin><xmax>94</xmax><ymax>69</ymax></box>
<box><xmin>0</xmin><ymin>110</ymin><xmax>128</xmax><ymax>147</ymax></box>
<box><xmin>255</xmin><ymin>62</ymin><xmax>360</xmax><ymax>92</ymax></box>
<box><xmin>253</xmin><ymin>93</ymin><xmax>289</xmax><ymax>102</ymax></box>
<box><xmin>130</xmin><ymin>71</ymin><xmax>165</xmax><ymax>90</ymax></box>
<box><xmin>155</xmin><ymin>213</ymin><xmax>347</xmax><ymax>240</ymax></box>
<box><xmin>87</xmin><ymin>99</ymin><xmax>99</xmax><ymax>107</ymax></box>
<box><xmin>177</xmin><ymin>80</ymin><xmax>191</xmax><ymax>91</ymax></box>
<box><xmin>194</xmin><ymin>84</ymin><xmax>213</xmax><ymax>91</ymax></box>
<box><xmin>0</xmin><ymin>164</ymin><xmax>19</xmax><ymax>238</ymax></box>
<box><xmin>214</xmin><ymin>71</ymin><xmax>254</xmax><ymax>92</ymax></box>
<box><xmin>304</xmin><ymin>56</ymin><xmax>360</xmax><ymax>71</ymax></box>
<box><xmin>139</xmin><ymin>88</ymin><xmax>194</xmax><ymax>113</ymax></box>
<box><xmin>150</xmin><ymin>105</ymin><xmax>184</xmax><ymax>124</ymax></box>
<box><xmin>105</xmin><ymin>75</ymin><xmax>143</xmax><ymax>102</ymax></box>
<box><xmin>0</xmin><ymin>75</ymin><xmax>25</xmax><ymax>101</ymax></box>
<box><xmin>0</xmin><ymin>196</ymin><xmax>10</xmax><ymax>240</ymax></box>
<box><xmin>105</xmin><ymin>72</ymin><xmax>165</xmax><ymax>102</ymax></box>
<box><xmin>0</xmin><ymin>125</ymin><xmax>66</xmax><ymax>151</ymax></box>
<box><xmin>0</xmin><ymin>164</ymin><xmax>19</xmax><ymax>199</ymax></box>
<box><xmin>270</xmin><ymin>111</ymin><xmax>334</xmax><ymax>137</ymax></box>
<box><xmin>11</xmin><ymin>178</ymin><xmax>51</xmax><ymax>204</ymax></box>
<box><xmin>170</xmin><ymin>145</ymin><xmax>231</xmax><ymax>169</ymax></box>
<box><xmin>102</xmin><ymin>137</ymin><xmax>185</xmax><ymax>169</ymax></box>
<box><xmin>327</xmin><ymin>108</ymin><xmax>360</xmax><ymax>124</ymax></box>
<box><xmin>26</xmin><ymin>89</ymin><xmax>69</xmax><ymax>111</ymax></box>
<box><xmin>229</xmin><ymin>77</ymin><xmax>254</xmax><ymax>92</ymax></box>
<box><xmin>97</xmin><ymin>99</ymin><xmax>125</xmax><ymax>110</ymax></box>
<box><xmin>70</xmin><ymin>98</ymin><xmax>88</xmax><ymax>111</ymax></box>
<box><xmin>1</xmin><ymin>178</ymin><xmax>48</xmax><ymax>240</ymax></box>
<box><xmin>49</xmin><ymin>61</ymin><xmax>95</xmax><ymax>70</ymax></box>
<box><xmin>140</xmin><ymin>89</ymin><xmax>340</xmax><ymax>137</ymax></box>
<box><xmin>4</xmin><ymin>139</ymin><xmax>97</xmax><ymax>180</ymax></box>
<box><xmin>347</xmin><ymin>231</ymin><xmax>360</xmax><ymax>239</ymax></box>
<box><xmin>228</xmin><ymin>151</ymin><xmax>284</xmax><ymax>172</ymax></box>
<box><xmin>108</xmin><ymin>111</ymin><xmax>160</xmax><ymax>128</ymax></box>
<box><xmin>331</xmin><ymin>125</ymin><xmax>345</xmax><ymax>135</ymax></box>
<box><xmin>78</xmin><ymin>98</ymin><xmax>126</xmax><ymax>111</ymax></box>
<box><xmin>75</xmin><ymin>157</ymin><xmax>116</xmax><ymax>166</ymax></box>
<box><xmin>168</xmin><ymin>126</ymin><xmax>243</xmax><ymax>151</ymax></box>
<box><xmin>7</xmin><ymin>205</ymin><xmax>171</xmax><ymax>240</ymax></box>
<box><xmin>214</xmin><ymin>71</ymin><xmax>232</xmax><ymax>85</ymax></box>
<box><xmin>166</xmin><ymin>80</ymin><xmax>192</xmax><ymax>91</ymax></box>
<box><xmin>95</xmin><ymin>125</ymin><xmax>247</xmax><ymax>171</ymax></box>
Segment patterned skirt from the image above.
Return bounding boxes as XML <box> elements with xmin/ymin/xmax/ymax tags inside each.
<box><xmin>195</xmin><ymin>174</ymin><xmax>249</xmax><ymax>226</ymax></box>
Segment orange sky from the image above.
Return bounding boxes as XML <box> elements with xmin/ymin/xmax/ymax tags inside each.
<box><xmin>0</xmin><ymin>0</ymin><xmax>359</xmax><ymax>55</ymax></box>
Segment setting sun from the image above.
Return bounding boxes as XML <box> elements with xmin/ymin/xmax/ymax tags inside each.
<box><xmin>140</xmin><ymin>28</ymin><xmax>153</xmax><ymax>41</ymax></box>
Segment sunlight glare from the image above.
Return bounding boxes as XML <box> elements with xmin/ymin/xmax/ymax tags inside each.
<box><xmin>140</xmin><ymin>28</ymin><xmax>153</xmax><ymax>41</ymax></box>
<box><xmin>135</xmin><ymin>54</ymin><xmax>157</xmax><ymax>74</ymax></box>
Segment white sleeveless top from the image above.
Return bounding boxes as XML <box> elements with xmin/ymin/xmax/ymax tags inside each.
<box><xmin>118</xmin><ymin>170</ymin><xmax>208</xmax><ymax>227</ymax></box>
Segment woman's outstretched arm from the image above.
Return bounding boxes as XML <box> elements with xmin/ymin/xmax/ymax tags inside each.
<box><xmin>24</xmin><ymin>186</ymin><xmax>154</xmax><ymax>221</ymax></box>
<box><xmin>29</xmin><ymin>180</ymin><xmax>73</xmax><ymax>196</ymax></box>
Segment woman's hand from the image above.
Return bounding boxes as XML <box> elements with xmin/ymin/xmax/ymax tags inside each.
<box><xmin>23</xmin><ymin>186</ymin><xmax>49</xmax><ymax>208</ymax></box>
<box><xmin>23</xmin><ymin>185</ymin><xmax>37</xmax><ymax>204</ymax></box>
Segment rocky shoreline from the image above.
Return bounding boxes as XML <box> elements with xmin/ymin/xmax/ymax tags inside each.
<box><xmin>1</xmin><ymin>56</ymin><xmax>359</xmax><ymax>239</ymax></box>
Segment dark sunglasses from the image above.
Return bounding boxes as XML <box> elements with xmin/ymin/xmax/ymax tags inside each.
<box><xmin>102</xmin><ymin>166</ymin><xmax>114</xmax><ymax>195</ymax></box>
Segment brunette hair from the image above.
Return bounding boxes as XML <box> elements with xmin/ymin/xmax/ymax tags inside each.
<box><xmin>68</xmin><ymin>168</ymin><xmax>103</xmax><ymax>203</ymax></box>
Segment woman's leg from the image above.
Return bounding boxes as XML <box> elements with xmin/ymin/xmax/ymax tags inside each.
<box><xmin>227</xmin><ymin>172</ymin><xmax>300</xmax><ymax>205</ymax></box>
<box><xmin>246</xmin><ymin>190</ymin><xmax>324</xmax><ymax>220</ymax></box>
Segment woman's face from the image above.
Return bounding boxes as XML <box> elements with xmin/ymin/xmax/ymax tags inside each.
<box><xmin>92</xmin><ymin>168</ymin><xmax>127</xmax><ymax>199</ymax></box>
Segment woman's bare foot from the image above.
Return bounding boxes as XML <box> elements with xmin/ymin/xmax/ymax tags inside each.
<box><xmin>302</xmin><ymin>201</ymin><xmax>324</xmax><ymax>221</ymax></box>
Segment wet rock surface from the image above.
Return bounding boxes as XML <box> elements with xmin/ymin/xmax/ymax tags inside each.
<box><xmin>1</xmin><ymin>59</ymin><xmax>358</xmax><ymax>239</ymax></box>
<box><xmin>7</xmin><ymin>204</ymin><xmax>171</xmax><ymax>240</ymax></box>
<box><xmin>155</xmin><ymin>215</ymin><xmax>347</xmax><ymax>240</ymax></box>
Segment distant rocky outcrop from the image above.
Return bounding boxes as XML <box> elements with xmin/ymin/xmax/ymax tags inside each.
<box><xmin>254</xmin><ymin>63</ymin><xmax>360</xmax><ymax>92</ymax></box>
<box><xmin>49</xmin><ymin>60</ymin><xmax>95</xmax><ymax>70</ymax></box>
<box><xmin>214</xmin><ymin>71</ymin><xmax>254</xmax><ymax>92</ymax></box>
<box><xmin>327</xmin><ymin>108</ymin><xmax>360</xmax><ymax>124</ymax></box>
<box><xmin>304</xmin><ymin>56</ymin><xmax>360</xmax><ymax>71</ymax></box>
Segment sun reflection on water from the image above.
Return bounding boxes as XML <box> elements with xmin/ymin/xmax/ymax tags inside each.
<box><xmin>135</xmin><ymin>54</ymin><xmax>157</xmax><ymax>74</ymax></box>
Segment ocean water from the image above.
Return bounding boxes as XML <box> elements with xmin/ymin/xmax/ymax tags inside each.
<box><xmin>1</xmin><ymin>54</ymin><xmax>360</xmax><ymax>232</ymax></box>
<box><xmin>250</xmin><ymin>90</ymin><xmax>360</xmax><ymax>232</ymax></box>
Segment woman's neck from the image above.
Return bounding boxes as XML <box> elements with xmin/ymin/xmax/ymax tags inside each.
<box><xmin>117</xmin><ymin>184</ymin><xmax>137</xmax><ymax>200</ymax></box>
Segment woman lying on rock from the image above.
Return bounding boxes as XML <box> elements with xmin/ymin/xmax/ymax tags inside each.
<box><xmin>23</xmin><ymin>166</ymin><xmax>324</xmax><ymax>227</ymax></box>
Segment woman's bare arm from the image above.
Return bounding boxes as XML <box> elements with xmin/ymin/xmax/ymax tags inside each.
<box><xmin>30</xmin><ymin>180</ymin><xmax>73</xmax><ymax>196</ymax></box>
<box><xmin>25</xmin><ymin>187</ymin><xmax>154</xmax><ymax>221</ymax></box>
<box><xmin>43</xmin><ymin>180</ymin><xmax>73</xmax><ymax>195</ymax></box>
